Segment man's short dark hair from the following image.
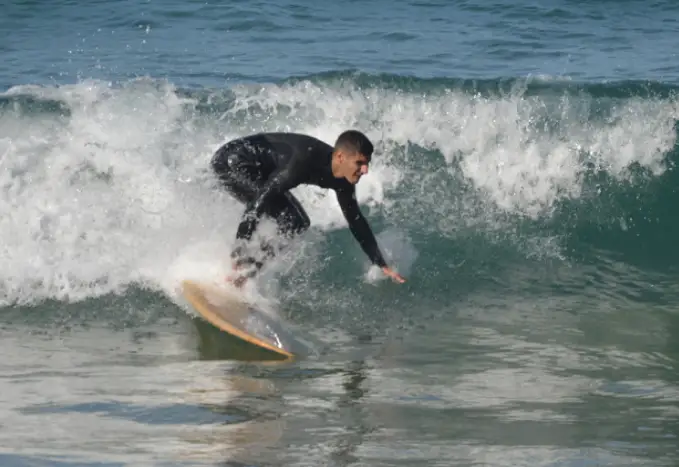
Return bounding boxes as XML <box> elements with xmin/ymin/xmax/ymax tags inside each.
<box><xmin>334</xmin><ymin>130</ymin><xmax>374</xmax><ymax>161</ymax></box>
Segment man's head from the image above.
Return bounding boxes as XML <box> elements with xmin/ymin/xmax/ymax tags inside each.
<box><xmin>331</xmin><ymin>130</ymin><xmax>374</xmax><ymax>184</ymax></box>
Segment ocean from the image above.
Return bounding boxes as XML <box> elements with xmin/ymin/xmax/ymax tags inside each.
<box><xmin>2</xmin><ymin>0</ymin><xmax>679</xmax><ymax>465</ymax></box>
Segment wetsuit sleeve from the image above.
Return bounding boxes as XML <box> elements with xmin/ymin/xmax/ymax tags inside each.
<box><xmin>336</xmin><ymin>187</ymin><xmax>388</xmax><ymax>268</ymax></box>
<box><xmin>236</xmin><ymin>162</ymin><xmax>304</xmax><ymax>241</ymax></box>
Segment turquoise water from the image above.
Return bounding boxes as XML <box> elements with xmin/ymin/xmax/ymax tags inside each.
<box><xmin>2</xmin><ymin>1</ymin><xmax>679</xmax><ymax>465</ymax></box>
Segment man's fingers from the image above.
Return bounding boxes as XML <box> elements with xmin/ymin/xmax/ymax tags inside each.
<box><xmin>393</xmin><ymin>273</ymin><xmax>406</xmax><ymax>283</ymax></box>
<box><xmin>382</xmin><ymin>267</ymin><xmax>406</xmax><ymax>283</ymax></box>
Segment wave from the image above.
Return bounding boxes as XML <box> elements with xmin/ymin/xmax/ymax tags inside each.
<box><xmin>0</xmin><ymin>72</ymin><xmax>677</xmax><ymax>309</ymax></box>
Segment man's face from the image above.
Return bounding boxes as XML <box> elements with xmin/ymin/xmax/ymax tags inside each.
<box><xmin>340</xmin><ymin>151</ymin><xmax>369</xmax><ymax>184</ymax></box>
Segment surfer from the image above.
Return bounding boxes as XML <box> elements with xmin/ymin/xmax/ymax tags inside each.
<box><xmin>211</xmin><ymin>130</ymin><xmax>406</xmax><ymax>288</ymax></box>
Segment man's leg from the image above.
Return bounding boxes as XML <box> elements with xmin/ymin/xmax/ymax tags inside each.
<box><xmin>231</xmin><ymin>191</ymin><xmax>310</xmax><ymax>280</ymax></box>
<box><xmin>269</xmin><ymin>192</ymin><xmax>311</xmax><ymax>238</ymax></box>
<box><xmin>255</xmin><ymin>191</ymin><xmax>311</xmax><ymax>263</ymax></box>
<box><xmin>227</xmin><ymin>194</ymin><xmax>309</xmax><ymax>285</ymax></box>
<box><xmin>212</xmin><ymin>141</ymin><xmax>268</xmax><ymax>285</ymax></box>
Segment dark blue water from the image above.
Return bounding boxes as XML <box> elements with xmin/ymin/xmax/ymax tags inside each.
<box><xmin>1</xmin><ymin>1</ymin><xmax>679</xmax><ymax>466</ymax></box>
<box><xmin>3</xmin><ymin>0</ymin><xmax>679</xmax><ymax>88</ymax></box>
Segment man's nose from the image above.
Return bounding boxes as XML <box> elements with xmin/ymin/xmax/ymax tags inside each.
<box><xmin>361</xmin><ymin>165</ymin><xmax>368</xmax><ymax>174</ymax></box>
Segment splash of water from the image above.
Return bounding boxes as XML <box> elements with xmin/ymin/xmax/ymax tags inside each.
<box><xmin>0</xmin><ymin>76</ymin><xmax>675</xmax><ymax>308</ymax></box>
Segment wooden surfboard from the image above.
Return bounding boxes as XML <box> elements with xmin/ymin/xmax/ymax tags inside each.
<box><xmin>180</xmin><ymin>279</ymin><xmax>295</xmax><ymax>360</ymax></box>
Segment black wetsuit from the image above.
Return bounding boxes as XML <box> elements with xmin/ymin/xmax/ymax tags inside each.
<box><xmin>211</xmin><ymin>132</ymin><xmax>387</xmax><ymax>271</ymax></box>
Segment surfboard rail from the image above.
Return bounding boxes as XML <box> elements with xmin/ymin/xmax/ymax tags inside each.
<box><xmin>180</xmin><ymin>279</ymin><xmax>295</xmax><ymax>360</ymax></box>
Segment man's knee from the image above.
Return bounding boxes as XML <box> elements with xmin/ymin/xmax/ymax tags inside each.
<box><xmin>276</xmin><ymin>196</ymin><xmax>310</xmax><ymax>237</ymax></box>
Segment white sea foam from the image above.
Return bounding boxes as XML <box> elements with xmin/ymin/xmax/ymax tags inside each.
<box><xmin>0</xmin><ymin>77</ymin><xmax>675</xmax><ymax>306</ymax></box>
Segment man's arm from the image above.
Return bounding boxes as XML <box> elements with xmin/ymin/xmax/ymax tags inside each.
<box><xmin>336</xmin><ymin>187</ymin><xmax>405</xmax><ymax>283</ymax></box>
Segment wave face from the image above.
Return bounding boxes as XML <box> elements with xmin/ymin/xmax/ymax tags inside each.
<box><xmin>0</xmin><ymin>74</ymin><xmax>677</xmax><ymax>316</ymax></box>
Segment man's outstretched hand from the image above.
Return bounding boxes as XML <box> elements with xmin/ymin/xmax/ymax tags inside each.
<box><xmin>382</xmin><ymin>266</ymin><xmax>406</xmax><ymax>283</ymax></box>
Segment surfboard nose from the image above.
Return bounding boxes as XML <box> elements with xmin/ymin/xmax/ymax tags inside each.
<box><xmin>180</xmin><ymin>279</ymin><xmax>313</xmax><ymax>361</ymax></box>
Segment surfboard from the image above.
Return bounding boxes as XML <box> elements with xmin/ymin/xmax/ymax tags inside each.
<box><xmin>180</xmin><ymin>279</ymin><xmax>296</xmax><ymax>360</ymax></box>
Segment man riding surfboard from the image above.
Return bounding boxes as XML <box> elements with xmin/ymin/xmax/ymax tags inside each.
<box><xmin>211</xmin><ymin>130</ymin><xmax>406</xmax><ymax>288</ymax></box>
